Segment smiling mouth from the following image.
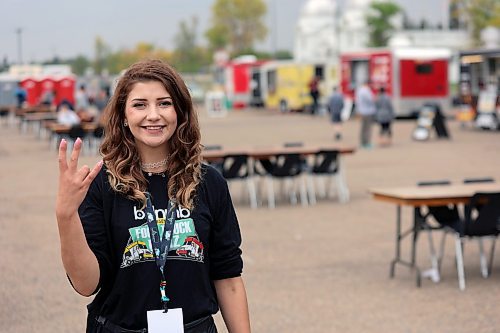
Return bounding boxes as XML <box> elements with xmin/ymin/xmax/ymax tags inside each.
<box><xmin>141</xmin><ymin>125</ymin><xmax>165</xmax><ymax>130</ymax></box>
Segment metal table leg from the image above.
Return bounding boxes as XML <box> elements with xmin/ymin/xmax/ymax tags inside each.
<box><xmin>389</xmin><ymin>205</ymin><xmax>422</xmax><ymax>287</ymax></box>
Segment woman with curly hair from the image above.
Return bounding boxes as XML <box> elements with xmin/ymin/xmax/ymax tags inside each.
<box><xmin>55</xmin><ymin>59</ymin><xmax>250</xmax><ymax>333</ymax></box>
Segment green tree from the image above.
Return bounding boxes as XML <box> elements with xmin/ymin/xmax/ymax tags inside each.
<box><xmin>94</xmin><ymin>36</ymin><xmax>111</xmax><ymax>75</ymax></box>
<box><xmin>451</xmin><ymin>0</ymin><xmax>500</xmax><ymax>45</ymax></box>
<box><xmin>366</xmin><ymin>1</ymin><xmax>401</xmax><ymax>47</ymax></box>
<box><xmin>171</xmin><ymin>17</ymin><xmax>209</xmax><ymax>73</ymax></box>
<box><xmin>68</xmin><ymin>55</ymin><xmax>91</xmax><ymax>75</ymax></box>
<box><xmin>205</xmin><ymin>0</ymin><xmax>267</xmax><ymax>56</ymax></box>
<box><xmin>106</xmin><ymin>43</ymin><xmax>172</xmax><ymax>74</ymax></box>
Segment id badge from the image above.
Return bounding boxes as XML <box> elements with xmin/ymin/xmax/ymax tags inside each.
<box><xmin>147</xmin><ymin>308</ymin><xmax>184</xmax><ymax>333</ymax></box>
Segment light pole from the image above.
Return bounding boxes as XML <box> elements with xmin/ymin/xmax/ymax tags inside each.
<box><xmin>16</xmin><ymin>27</ymin><xmax>23</xmax><ymax>64</ymax></box>
<box><xmin>272</xmin><ymin>0</ymin><xmax>277</xmax><ymax>58</ymax></box>
<box><xmin>335</xmin><ymin>0</ymin><xmax>341</xmax><ymax>59</ymax></box>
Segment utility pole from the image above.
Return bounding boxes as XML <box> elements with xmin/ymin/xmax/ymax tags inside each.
<box><xmin>335</xmin><ymin>1</ymin><xmax>341</xmax><ymax>59</ymax></box>
<box><xmin>16</xmin><ymin>28</ymin><xmax>23</xmax><ymax>64</ymax></box>
<box><xmin>442</xmin><ymin>0</ymin><xmax>450</xmax><ymax>30</ymax></box>
<box><xmin>272</xmin><ymin>0</ymin><xmax>277</xmax><ymax>58</ymax></box>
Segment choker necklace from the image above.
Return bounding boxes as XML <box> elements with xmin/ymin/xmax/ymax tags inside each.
<box><xmin>141</xmin><ymin>158</ymin><xmax>169</xmax><ymax>170</ymax></box>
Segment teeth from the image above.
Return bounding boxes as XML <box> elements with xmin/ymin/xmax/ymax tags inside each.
<box><xmin>145</xmin><ymin>126</ymin><xmax>163</xmax><ymax>130</ymax></box>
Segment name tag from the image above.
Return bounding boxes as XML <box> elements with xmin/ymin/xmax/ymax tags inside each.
<box><xmin>147</xmin><ymin>308</ymin><xmax>184</xmax><ymax>333</ymax></box>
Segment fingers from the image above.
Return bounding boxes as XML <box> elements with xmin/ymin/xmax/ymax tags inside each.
<box><xmin>68</xmin><ymin>138</ymin><xmax>83</xmax><ymax>170</ymax></box>
<box><xmin>58</xmin><ymin>139</ymin><xmax>68</xmax><ymax>172</ymax></box>
<box><xmin>77</xmin><ymin>164</ymin><xmax>91</xmax><ymax>181</ymax></box>
<box><xmin>82</xmin><ymin>160</ymin><xmax>104</xmax><ymax>187</ymax></box>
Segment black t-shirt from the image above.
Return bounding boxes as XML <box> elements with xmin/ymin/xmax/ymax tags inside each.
<box><xmin>78</xmin><ymin>164</ymin><xmax>243</xmax><ymax>330</ymax></box>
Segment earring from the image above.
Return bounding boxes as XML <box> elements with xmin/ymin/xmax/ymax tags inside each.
<box><xmin>124</xmin><ymin>120</ymin><xmax>128</xmax><ymax>127</ymax></box>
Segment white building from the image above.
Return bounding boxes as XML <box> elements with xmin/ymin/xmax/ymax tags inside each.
<box><xmin>294</xmin><ymin>0</ymin><xmax>339</xmax><ymax>62</ymax></box>
<box><xmin>294</xmin><ymin>0</ymin><xmax>471</xmax><ymax>62</ymax></box>
<box><xmin>339</xmin><ymin>0</ymin><xmax>373</xmax><ymax>52</ymax></box>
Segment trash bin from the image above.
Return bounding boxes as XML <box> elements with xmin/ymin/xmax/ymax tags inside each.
<box><xmin>205</xmin><ymin>91</ymin><xmax>228</xmax><ymax>118</ymax></box>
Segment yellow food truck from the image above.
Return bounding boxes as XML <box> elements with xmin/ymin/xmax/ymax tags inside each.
<box><xmin>259</xmin><ymin>60</ymin><xmax>338</xmax><ymax>112</ymax></box>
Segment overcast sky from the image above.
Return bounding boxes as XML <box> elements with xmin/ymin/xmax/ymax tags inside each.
<box><xmin>1</xmin><ymin>0</ymin><xmax>443</xmax><ymax>63</ymax></box>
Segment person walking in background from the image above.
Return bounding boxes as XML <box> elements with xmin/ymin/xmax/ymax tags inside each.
<box><xmin>14</xmin><ymin>82</ymin><xmax>27</xmax><ymax>109</ymax></box>
<box><xmin>39</xmin><ymin>89</ymin><xmax>56</xmax><ymax>108</ymax></box>
<box><xmin>75</xmin><ymin>85</ymin><xmax>95</xmax><ymax>122</ymax></box>
<box><xmin>75</xmin><ymin>84</ymin><xmax>89</xmax><ymax>112</ymax></box>
<box><xmin>55</xmin><ymin>59</ymin><xmax>250</xmax><ymax>333</ymax></box>
<box><xmin>355</xmin><ymin>81</ymin><xmax>376</xmax><ymax>149</ymax></box>
<box><xmin>375</xmin><ymin>87</ymin><xmax>395</xmax><ymax>147</ymax></box>
<box><xmin>309</xmin><ymin>76</ymin><xmax>321</xmax><ymax>115</ymax></box>
<box><xmin>328</xmin><ymin>86</ymin><xmax>344</xmax><ymax>141</ymax></box>
<box><xmin>94</xmin><ymin>87</ymin><xmax>110</xmax><ymax>113</ymax></box>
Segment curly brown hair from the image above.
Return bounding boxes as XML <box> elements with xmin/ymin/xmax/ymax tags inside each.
<box><xmin>100</xmin><ymin>59</ymin><xmax>202</xmax><ymax>210</ymax></box>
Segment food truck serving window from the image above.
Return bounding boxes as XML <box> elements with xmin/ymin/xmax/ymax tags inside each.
<box><xmin>314</xmin><ymin>65</ymin><xmax>324</xmax><ymax>80</ymax></box>
<box><xmin>267</xmin><ymin>70</ymin><xmax>277</xmax><ymax>93</ymax></box>
<box><xmin>416</xmin><ymin>63</ymin><xmax>433</xmax><ymax>74</ymax></box>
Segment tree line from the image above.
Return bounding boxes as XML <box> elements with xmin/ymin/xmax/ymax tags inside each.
<box><xmin>33</xmin><ymin>0</ymin><xmax>500</xmax><ymax>76</ymax></box>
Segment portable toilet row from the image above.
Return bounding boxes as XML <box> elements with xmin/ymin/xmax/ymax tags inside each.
<box><xmin>20</xmin><ymin>76</ymin><xmax>76</xmax><ymax>107</ymax></box>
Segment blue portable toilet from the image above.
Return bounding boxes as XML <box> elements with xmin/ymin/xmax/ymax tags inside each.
<box><xmin>0</xmin><ymin>75</ymin><xmax>18</xmax><ymax>107</ymax></box>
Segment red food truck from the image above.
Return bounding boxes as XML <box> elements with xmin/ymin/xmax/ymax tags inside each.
<box><xmin>224</xmin><ymin>55</ymin><xmax>267</xmax><ymax>109</ymax></box>
<box><xmin>340</xmin><ymin>47</ymin><xmax>452</xmax><ymax>117</ymax></box>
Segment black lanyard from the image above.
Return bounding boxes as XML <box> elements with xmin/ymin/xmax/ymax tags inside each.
<box><xmin>145</xmin><ymin>193</ymin><xmax>177</xmax><ymax>312</ymax></box>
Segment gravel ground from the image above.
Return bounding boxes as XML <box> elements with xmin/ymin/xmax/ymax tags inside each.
<box><xmin>1</xmin><ymin>107</ymin><xmax>499</xmax><ymax>333</ymax></box>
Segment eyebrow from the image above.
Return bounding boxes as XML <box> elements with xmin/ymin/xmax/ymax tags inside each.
<box><xmin>130</xmin><ymin>96</ymin><xmax>172</xmax><ymax>102</ymax></box>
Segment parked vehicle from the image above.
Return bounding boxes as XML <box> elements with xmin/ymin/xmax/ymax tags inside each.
<box><xmin>458</xmin><ymin>48</ymin><xmax>500</xmax><ymax>130</ymax></box>
<box><xmin>340</xmin><ymin>47</ymin><xmax>452</xmax><ymax>117</ymax></box>
<box><xmin>223</xmin><ymin>55</ymin><xmax>267</xmax><ymax>109</ymax></box>
<box><xmin>259</xmin><ymin>60</ymin><xmax>338</xmax><ymax>112</ymax></box>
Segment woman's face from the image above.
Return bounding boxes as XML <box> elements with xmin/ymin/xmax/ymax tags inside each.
<box><xmin>124</xmin><ymin>80</ymin><xmax>178</xmax><ymax>156</ymax></box>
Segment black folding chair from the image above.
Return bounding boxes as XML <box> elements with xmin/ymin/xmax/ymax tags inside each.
<box><xmin>307</xmin><ymin>150</ymin><xmax>349</xmax><ymax>203</ymax></box>
<box><xmin>91</xmin><ymin>126</ymin><xmax>104</xmax><ymax>154</ymax></box>
<box><xmin>221</xmin><ymin>154</ymin><xmax>257</xmax><ymax>209</ymax></box>
<box><xmin>256</xmin><ymin>153</ymin><xmax>308</xmax><ymax>208</ymax></box>
<box><xmin>203</xmin><ymin>144</ymin><xmax>223</xmax><ymax>151</ymax></box>
<box><xmin>203</xmin><ymin>145</ymin><xmax>223</xmax><ymax>173</ymax></box>
<box><xmin>63</xmin><ymin>124</ymin><xmax>87</xmax><ymax>154</ymax></box>
<box><xmin>283</xmin><ymin>142</ymin><xmax>304</xmax><ymax>148</ymax></box>
<box><xmin>463</xmin><ymin>177</ymin><xmax>494</xmax><ymax>184</ymax></box>
<box><xmin>415</xmin><ymin>180</ymin><xmax>459</xmax><ymax>282</ymax></box>
<box><xmin>442</xmin><ymin>192</ymin><xmax>500</xmax><ymax>290</ymax></box>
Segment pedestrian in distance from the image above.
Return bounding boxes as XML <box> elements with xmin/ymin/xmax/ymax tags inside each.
<box><xmin>14</xmin><ymin>82</ymin><xmax>27</xmax><ymax>109</ymax></box>
<box><xmin>327</xmin><ymin>86</ymin><xmax>344</xmax><ymax>141</ymax></box>
<box><xmin>375</xmin><ymin>87</ymin><xmax>395</xmax><ymax>146</ymax></box>
<box><xmin>75</xmin><ymin>84</ymin><xmax>90</xmax><ymax>112</ymax></box>
<box><xmin>308</xmin><ymin>75</ymin><xmax>321</xmax><ymax>115</ymax></box>
<box><xmin>39</xmin><ymin>89</ymin><xmax>56</xmax><ymax>108</ymax></box>
<box><xmin>355</xmin><ymin>81</ymin><xmax>376</xmax><ymax>149</ymax></box>
<box><xmin>55</xmin><ymin>59</ymin><xmax>251</xmax><ymax>333</ymax></box>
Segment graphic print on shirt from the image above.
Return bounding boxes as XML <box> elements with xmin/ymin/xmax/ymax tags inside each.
<box><xmin>120</xmin><ymin>205</ymin><xmax>204</xmax><ymax>268</ymax></box>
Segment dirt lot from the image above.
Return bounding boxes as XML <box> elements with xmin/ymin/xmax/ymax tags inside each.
<box><xmin>1</xmin><ymin>108</ymin><xmax>499</xmax><ymax>333</ymax></box>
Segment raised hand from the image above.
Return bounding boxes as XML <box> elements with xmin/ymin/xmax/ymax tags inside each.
<box><xmin>56</xmin><ymin>138</ymin><xmax>103</xmax><ymax>220</ymax></box>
